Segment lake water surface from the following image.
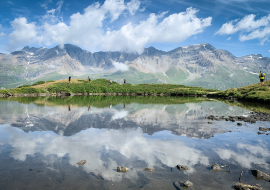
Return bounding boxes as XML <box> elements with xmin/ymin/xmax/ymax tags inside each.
<box><xmin>0</xmin><ymin>96</ymin><xmax>269</xmax><ymax>190</ymax></box>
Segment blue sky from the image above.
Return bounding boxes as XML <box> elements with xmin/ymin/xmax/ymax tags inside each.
<box><xmin>0</xmin><ymin>0</ymin><xmax>270</xmax><ymax>57</ymax></box>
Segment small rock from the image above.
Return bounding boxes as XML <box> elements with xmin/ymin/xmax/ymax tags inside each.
<box><xmin>176</xmin><ymin>165</ymin><xmax>189</xmax><ymax>171</ymax></box>
<box><xmin>229</xmin><ymin>131</ymin><xmax>232</xmax><ymax>132</ymax></box>
<box><xmin>144</xmin><ymin>168</ymin><xmax>154</xmax><ymax>172</ymax></box>
<box><xmin>259</xmin><ymin>127</ymin><xmax>268</xmax><ymax>132</ymax></box>
<box><xmin>77</xmin><ymin>160</ymin><xmax>87</xmax><ymax>165</ymax></box>
<box><xmin>183</xmin><ymin>180</ymin><xmax>193</xmax><ymax>187</ymax></box>
<box><xmin>237</xmin><ymin>123</ymin><xmax>242</xmax><ymax>126</ymax></box>
<box><xmin>211</xmin><ymin>163</ymin><xmax>221</xmax><ymax>172</ymax></box>
<box><xmin>208</xmin><ymin>122</ymin><xmax>213</xmax><ymax>124</ymax></box>
<box><xmin>267</xmin><ymin>133</ymin><xmax>269</xmax><ymax>135</ymax></box>
<box><xmin>257</xmin><ymin>132</ymin><xmax>265</xmax><ymax>135</ymax></box>
<box><xmin>117</xmin><ymin>166</ymin><xmax>129</xmax><ymax>173</ymax></box>
<box><xmin>251</xmin><ymin>170</ymin><xmax>270</xmax><ymax>182</ymax></box>
<box><xmin>234</xmin><ymin>182</ymin><xmax>262</xmax><ymax>190</ymax></box>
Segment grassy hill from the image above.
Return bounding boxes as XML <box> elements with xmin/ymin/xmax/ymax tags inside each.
<box><xmin>0</xmin><ymin>78</ymin><xmax>217</xmax><ymax>96</ymax></box>
<box><xmin>214</xmin><ymin>80</ymin><xmax>270</xmax><ymax>102</ymax></box>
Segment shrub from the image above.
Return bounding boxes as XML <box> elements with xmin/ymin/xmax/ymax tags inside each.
<box><xmin>32</xmin><ymin>81</ymin><xmax>45</xmax><ymax>86</ymax></box>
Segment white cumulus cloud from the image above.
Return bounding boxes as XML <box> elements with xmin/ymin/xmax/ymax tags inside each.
<box><xmin>0</xmin><ymin>32</ymin><xmax>5</xmax><ymax>37</ymax></box>
<box><xmin>7</xmin><ymin>0</ymin><xmax>212</xmax><ymax>54</ymax></box>
<box><xmin>216</xmin><ymin>13</ymin><xmax>270</xmax><ymax>44</ymax></box>
<box><xmin>112</xmin><ymin>61</ymin><xmax>129</xmax><ymax>71</ymax></box>
<box><xmin>226</xmin><ymin>37</ymin><xmax>231</xmax><ymax>40</ymax></box>
<box><xmin>9</xmin><ymin>17</ymin><xmax>39</xmax><ymax>49</ymax></box>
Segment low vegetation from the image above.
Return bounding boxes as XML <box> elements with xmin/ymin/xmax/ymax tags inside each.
<box><xmin>215</xmin><ymin>80</ymin><xmax>270</xmax><ymax>102</ymax></box>
<box><xmin>0</xmin><ymin>79</ymin><xmax>218</xmax><ymax>95</ymax></box>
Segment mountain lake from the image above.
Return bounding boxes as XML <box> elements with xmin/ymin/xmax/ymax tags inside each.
<box><xmin>0</xmin><ymin>96</ymin><xmax>269</xmax><ymax>190</ymax></box>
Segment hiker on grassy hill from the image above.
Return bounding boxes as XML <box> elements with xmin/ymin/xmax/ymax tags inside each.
<box><xmin>123</xmin><ymin>79</ymin><xmax>126</xmax><ymax>85</ymax></box>
<box><xmin>88</xmin><ymin>76</ymin><xmax>91</xmax><ymax>83</ymax></box>
<box><xmin>110</xmin><ymin>79</ymin><xmax>112</xmax><ymax>85</ymax></box>
<box><xmin>259</xmin><ymin>71</ymin><xmax>266</xmax><ymax>86</ymax></box>
<box><xmin>69</xmin><ymin>76</ymin><xmax>71</xmax><ymax>83</ymax></box>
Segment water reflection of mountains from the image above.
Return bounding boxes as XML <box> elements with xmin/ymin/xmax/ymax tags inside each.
<box><xmin>0</xmin><ymin>96</ymin><xmax>250</xmax><ymax>139</ymax></box>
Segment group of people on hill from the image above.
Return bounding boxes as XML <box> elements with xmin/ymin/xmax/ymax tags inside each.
<box><xmin>68</xmin><ymin>76</ymin><xmax>126</xmax><ymax>85</ymax></box>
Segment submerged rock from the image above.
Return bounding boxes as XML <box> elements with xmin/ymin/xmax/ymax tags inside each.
<box><xmin>259</xmin><ymin>127</ymin><xmax>268</xmax><ymax>132</ymax></box>
<box><xmin>237</xmin><ymin>123</ymin><xmax>242</xmax><ymax>126</ymax></box>
<box><xmin>117</xmin><ymin>166</ymin><xmax>129</xmax><ymax>173</ymax></box>
<box><xmin>257</xmin><ymin>132</ymin><xmax>265</xmax><ymax>135</ymax></box>
<box><xmin>211</xmin><ymin>163</ymin><xmax>221</xmax><ymax>172</ymax></box>
<box><xmin>77</xmin><ymin>160</ymin><xmax>87</xmax><ymax>165</ymax></box>
<box><xmin>251</xmin><ymin>170</ymin><xmax>270</xmax><ymax>182</ymax></box>
<box><xmin>234</xmin><ymin>183</ymin><xmax>262</xmax><ymax>190</ymax></box>
<box><xmin>211</xmin><ymin>163</ymin><xmax>230</xmax><ymax>172</ymax></box>
<box><xmin>183</xmin><ymin>180</ymin><xmax>193</xmax><ymax>187</ymax></box>
<box><xmin>208</xmin><ymin>122</ymin><xmax>213</xmax><ymax>124</ymax></box>
<box><xmin>144</xmin><ymin>167</ymin><xmax>154</xmax><ymax>172</ymax></box>
<box><xmin>177</xmin><ymin>165</ymin><xmax>189</xmax><ymax>171</ymax></box>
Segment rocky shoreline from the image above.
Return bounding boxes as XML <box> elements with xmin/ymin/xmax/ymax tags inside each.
<box><xmin>206</xmin><ymin>111</ymin><xmax>270</xmax><ymax>123</ymax></box>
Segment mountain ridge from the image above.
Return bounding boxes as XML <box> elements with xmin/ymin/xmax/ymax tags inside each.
<box><xmin>0</xmin><ymin>43</ymin><xmax>269</xmax><ymax>90</ymax></box>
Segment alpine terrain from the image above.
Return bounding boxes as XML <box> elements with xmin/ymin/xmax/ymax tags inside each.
<box><xmin>0</xmin><ymin>43</ymin><xmax>269</xmax><ymax>90</ymax></box>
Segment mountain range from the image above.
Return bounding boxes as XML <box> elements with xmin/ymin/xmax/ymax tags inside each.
<box><xmin>0</xmin><ymin>43</ymin><xmax>269</xmax><ymax>90</ymax></box>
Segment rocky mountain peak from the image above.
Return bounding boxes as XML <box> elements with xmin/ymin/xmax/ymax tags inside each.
<box><xmin>142</xmin><ymin>46</ymin><xmax>166</xmax><ymax>56</ymax></box>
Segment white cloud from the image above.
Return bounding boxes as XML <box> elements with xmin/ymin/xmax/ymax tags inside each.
<box><xmin>7</xmin><ymin>0</ymin><xmax>211</xmax><ymax>54</ymax></box>
<box><xmin>9</xmin><ymin>17</ymin><xmax>38</xmax><ymax>49</ymax></box>
<box><xmin>0</xmin><ymin>32</ymin><xmax>5</xmax><ymax>37</ymax></box>
<box><xmin>7</xmin><ymin>1</ymin><xmax>14</xmax><ymax>5</ymax></box>
<box><xmin>216</xmin><ymin>13</ymin><xmax>270</xmax><ymax>44</ymax></box>
<box><xmin>112</xmin><ymin>61</ymin><xmax>129</xmax><ymax>71</ymax></box>
<box><xmin>127</xmin><ymin>0</ymin><xmax>141</xmax><ymax>15</ymax></box>
<box><xmin>226</xmin><ymin>37</ymin><xmax>231</xmax><ymax>40</ymax></box>
<box><xmin>269</xmin><ymin>50</ymin><xmax>270</xmax><ymax>52</ymax></box>
<box><xmin>40</xmin><ymin>0</ymin><xmax>52</xmax><ymax>10</ymax></box>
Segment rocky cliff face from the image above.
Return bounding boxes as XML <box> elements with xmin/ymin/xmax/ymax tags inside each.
<box><xmin>0</xmin><ymin>43</ymin><xmax>269</xmax><ymax>89</ymax></box>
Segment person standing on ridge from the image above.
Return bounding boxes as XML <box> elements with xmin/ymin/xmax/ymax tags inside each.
<box><xmin>110</xmin><ymin>79</ymin><xmax>112</xmax><ymax>85</ymax></box>
<box><xmin>69</xmin><ymin>76</ymin><xmax>71</xmax><ymax>83</ymax></box>
<box><xmin>88</xmin><ymin>76</ymin><xmax>91</xmax><ymax>83</ymax></box>
<box><xmin>123</xmin><ymin>79</ymin><xmax>126</xmax><ymax>85</ymax></box>
<box><xmin>259</xmin><ymin>71</ymin><xmax>266</xmax><ymax>86</ymax></box>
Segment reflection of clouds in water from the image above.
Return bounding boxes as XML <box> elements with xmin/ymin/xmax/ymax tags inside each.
<box><xmin>111</xmin><ymin>111</ymin><xmax>128</xmax><ymax>120</ymax></box>
<box><xmin>2</xmin><ymin>124</ymin><xmax>209</xmax><ymax>181</ymax></box>
<box><xmin>215</xmin><ymin>142</ymin><xmax>270</xmax><ymax>169</ymax></box>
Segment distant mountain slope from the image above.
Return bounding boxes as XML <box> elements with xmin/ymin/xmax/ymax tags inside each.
<box><xmin>0</xmin><ymin>43</ymin><xmax>268</xmax><ymax>89</ymax></box>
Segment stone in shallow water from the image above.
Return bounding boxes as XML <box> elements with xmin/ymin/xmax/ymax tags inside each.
<box><xmin>237</xmin><ymin>123</ymin><xmax>242</xmax><ymax>126</ymax></box>
<box><xmin>144</xmin><ymin>168</ymin><xmax>154</xmax><ymax>172</ymax></box>
<box><xmin>211</xmin><ymin>163</ymin><xmax>221</xmax><ymax>172</ymax></box>
<box><xmin>77</xmin><ymin>160</ymin><xmax>87</xmax><ymax>165</ymax></box>
<box><xmin>251</xmin><ymin>170</ymin><xmax>270</xmax><ymax>182</ymax></box>
<box><xmin>234</xmin><ymin>183</ymin><xmax>262</xmax><ymax>190</ymax></box>
<box><xmin>117</xmin><ymin>166</ymin><xmax>129</xmax><ymax>173</ymax></box>
<box><xmin>176</xmin><ymin>165</ymin><xmax>189</xmax><ymax>171</ymax></box>
<box><xmin>183</xmin><ymin>180</ymin><xmax>193</xmax><ymax>187</ymax></box>
<box><xmin>259</xmin><ymin>127</ymin><xmax>268</xmax><ymax>132</ymax></box>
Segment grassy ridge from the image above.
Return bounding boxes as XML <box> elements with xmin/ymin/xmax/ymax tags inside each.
<box><xmin>215</xmin><ymin>80</ymin><xmax>270</xmax><ymax>102</ymax></box>
<box><xmin>0</xmin><ymin>78</ymin><xmax>218</xmax><ymax>95</ymax></box>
